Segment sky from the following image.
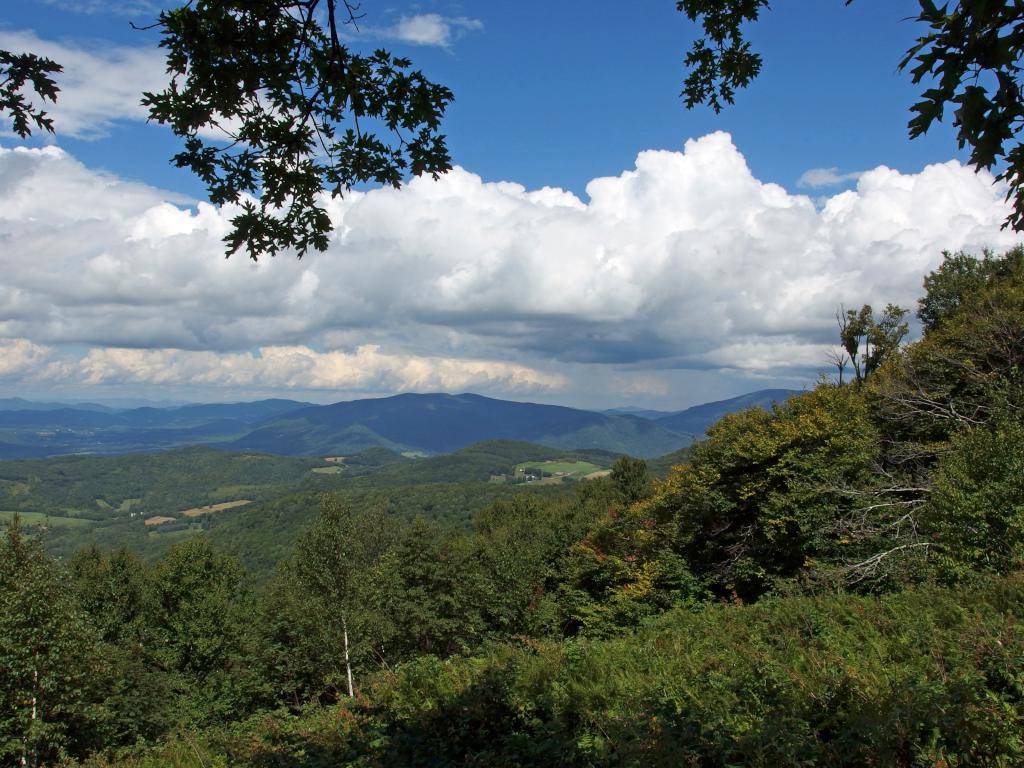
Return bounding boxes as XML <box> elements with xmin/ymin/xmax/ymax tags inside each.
<box><xmin>0</xmin><ymin>0</ymin><xmax>1020</xmax><ymax>410</ymax></box>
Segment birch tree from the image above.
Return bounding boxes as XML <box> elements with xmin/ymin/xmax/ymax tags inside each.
<box><xmin>294</xmin><ymin>495</ymin><xmax>393</xmax><ymax>698</ymax></box>
<box><xmin>0</xmin><ymin>516</ymin><xmax>103</xmax><ymax>767</ymax></box>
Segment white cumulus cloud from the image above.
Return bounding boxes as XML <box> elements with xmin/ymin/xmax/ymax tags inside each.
<box><xmin>0</xmin><ymin>133</ymin><xmax>1018</xmax><ymax>403</ymax></box>
<box><xmin>0</xmin><ymin>338</ymin><xmax>54</xmax><ymax>378</ymax></box>
<box><xmin>73</xmin><ymin>344</ymin><xmax>564</xmax><ymax>392</ymax></box>
<box><xmin>374</xmin><ymin>14</ymin><xmax>483</xmax><ymax>47</ymax></box>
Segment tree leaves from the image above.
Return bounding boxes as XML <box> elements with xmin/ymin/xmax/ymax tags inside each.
<box><xmin>677</xmin><ymin>0</ymin><xmax>769</xmax><ymax>112</ymax></box>
<box><xmin>143</xmin><ymin>1</ymin><xmax>453</xmax><ymax>259</ymax></box>
<box><xmin>0</xmin><ymin>49</ymin><xmax>62</xmax><ymax>138</ymax></box>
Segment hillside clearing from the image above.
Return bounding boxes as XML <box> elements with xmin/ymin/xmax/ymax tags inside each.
<box><xmin>512</xmin><ymin>460</ymin><xmax>605</xmax><ymax>483</ymax></box>
<box><xmin>311</xmin><ymin>466</ymin><xmax>343</xmax><ymax>474</ymax></box>
<box><xmin>181</xmin><ymin>500</ymin><xmax>253</xmax><ymax>518</ymax></box>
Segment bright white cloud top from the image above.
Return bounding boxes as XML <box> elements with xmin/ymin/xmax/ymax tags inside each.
<box><xmin>0</xmin><ymin>133</ymin><xmax>1017</xmax><ymax>404</ymax></box>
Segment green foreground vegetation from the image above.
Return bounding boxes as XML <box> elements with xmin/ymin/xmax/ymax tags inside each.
<box><xmin>2</xmin><ymin>249</ymin><xmax>1024</xmax><ymax>766</ymax></box>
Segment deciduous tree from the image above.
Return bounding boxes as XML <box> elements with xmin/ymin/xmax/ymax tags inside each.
<box><xmin>148</xmin><ymin>537</ymin><xmax>260</xmax><ymax>724</ymax></box>
<box><xmin>836</xmin><ymin>303</ymin><xmax>909</xmax><ymax>384</ymax></box>
<box><xmin>644</xmin><ymin>385</ymin><xmax>882</xmax><ymax>599</ymax></box>
<box><xmin>0</xmin><ymin>517</ymin><xmax>105</xmax><ymax>767</ymax></box>
<box><xmin>928</xmin><ymin>418</ymin><xmax>1024</xmax><ymax>580</ymax></box>
<box><xmin>143</xmin><ymin>0</ymin><xmax>453</xmax><ymax>260</ymax></box>
<box><xmin>293</xmin><ymin>495</ymin><xmax>394</xmax><ymax>696</ymax></box>
<box><xmin>3</xmin><ymin>1</ymin><xmax>452</xmax><ymax>261</ymax></box>
<box><xmin>0</xmin><ymin>49</ymin><xmax>61</xmax><ymax>138</ymax></box>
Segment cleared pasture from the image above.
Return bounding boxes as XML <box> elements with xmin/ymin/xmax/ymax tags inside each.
<box><xmin>181</xmin><ymin>499</ymin><xmax>253</xmax><ymax>518</ymax></box>
<box><xmin>311</xmin><ymin>466</ymin><xmax>343</xmax><ymax>474</ymax></box>
<box><xmin>513</xmin><ymin>460</ymin><xmax>605</xmax><ymax>482</ymax></box>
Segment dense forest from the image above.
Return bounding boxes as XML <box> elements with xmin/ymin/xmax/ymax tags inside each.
<box><xmin>2</xmin><ymin>249</ymin><xmax>1023</xmax><ymax>766</ymax></box>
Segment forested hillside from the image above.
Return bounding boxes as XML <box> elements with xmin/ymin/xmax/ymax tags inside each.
<box><xmin>225</xmin><ymin>392</ymin><xmax>695</xmax><ymax>457</ymax></box>
<box><xmin>652</xmin><ymin>388</ymin><xmax>800</xmax><ymax>434</ymax></box>
<box><xmin>0</xmin><ymin>440</ymin><xmax>629</xmax><ymax>576</ymax></box>
<box><xmin>2</xmin><ymin>249</ymin><xmax>1023</xmax><ymax>766</ymax></box>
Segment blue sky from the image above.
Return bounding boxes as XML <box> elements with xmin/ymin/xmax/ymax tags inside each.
<box><xmin>4</xmin><ymin>0</ymin><xmax>967</xmax><ymax>197</ymax></box>
<box><xmin>0</xmin><ymin>0</ymin><xmax>1017</xmax><ymax>409</ymax></box>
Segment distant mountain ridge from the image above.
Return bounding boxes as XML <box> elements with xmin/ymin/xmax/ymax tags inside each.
<box><xmin>0</xmin><ymin>389</ymin><xmax>800</xmax><ymax>460</ymax></box>
<box><xmin>602</xmin><ymin>406</ymin><xmax>677</xmax><ymax>420</ymax></box>
<box><xmin>0</xmin><ymin>397</ymin><xmax>115</xmax><ymax>412</ymax></box>
<box><xmin>227</xmin><ymin>392</ymin><xmax>695</xmax><ymax>458</ymax></box>
<box><xmin>0</xmin><ymin>398</ymin><xmax>315</xmax><ymax>459</ymax></box>
<box><xmin>653</xmin><ymin>389</ymin><xmax>801</xmax><ymax>435</ymax></box>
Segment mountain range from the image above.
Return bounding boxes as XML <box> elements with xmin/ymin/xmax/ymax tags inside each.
<box><xmin>0</xmin><ymin>389</ymin><xmax>800</xmax><ymax>460</ymax></box>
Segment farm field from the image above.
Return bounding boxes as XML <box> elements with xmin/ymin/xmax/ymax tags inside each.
<box><xmin>512</xmin><ymin>459</ymin><xmax>605</xmax><ymax>483</ymax></box>
<box><xmin>0</xmin><ymin>510</ymin><xmax>92</xmax><ymax>527</ymax></box>
<box><xmin>181</xmin><ymin>499</ymin><xmax>253</xmax><ymax>517</ymax></box>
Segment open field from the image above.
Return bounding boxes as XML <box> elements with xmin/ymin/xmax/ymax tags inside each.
<box><xmin>95</xmin><ymin>498</ymin><xmax>140</xmax><ymax>513</ymax></box>
<box><xmin>0</xmin><ymin>510</ymin><xmax>93</xmax><ymax>527</ymax></box>
<box><xmin>181</xmin><ymin>499</ymin><xmax>253</xmax><ymax>518</ymax></box>
<box><xmin>311</xmin><ymin>466</ymin><xmax>344</xmax><ymax>474</ymax></box>
<box><xmin>513</xmin><ymin>460</ymin><xmax>605</xmax><ymax>482</ymax></box>
<box><xmin>144</xmin><ymin>516</ymin><xmax>177</xmax><ymax>526</ymax></box>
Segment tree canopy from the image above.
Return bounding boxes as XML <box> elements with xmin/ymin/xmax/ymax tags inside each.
<box><xmin>143</xmin><ymin>0</ymin><xmax>453</xmax><ymax>260</ymax></box>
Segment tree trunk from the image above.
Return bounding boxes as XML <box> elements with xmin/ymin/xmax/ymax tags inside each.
<box><xmin>22</xmin><ymin>659</ymin><xmax>37</xmax><ymax>768</ymax></box>
<box><xmin>342</xmin><ymin>615</ymin><xmax>354</xmax><ymax>697</ymax></box>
